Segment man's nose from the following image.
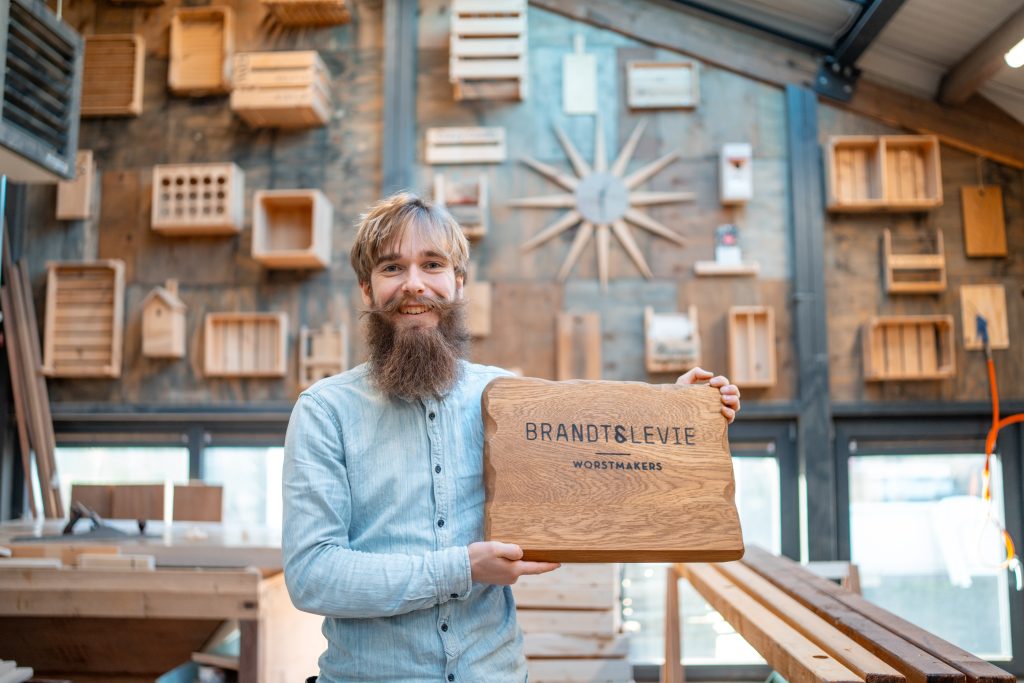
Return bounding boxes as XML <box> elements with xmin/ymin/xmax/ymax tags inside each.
<box><xmin>402</xmin><ymin>266</ymin><xmax>426</xmax><ymax>294</ymax></box>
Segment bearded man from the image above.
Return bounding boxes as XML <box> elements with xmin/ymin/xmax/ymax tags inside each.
<box><xmin>282</xmin><ymin>192</ymin><xmax>741</xmax><ymax>683</ymax></box>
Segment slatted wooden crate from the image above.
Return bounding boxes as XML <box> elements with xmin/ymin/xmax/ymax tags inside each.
<box><xmin>56</xmin><ymin>150</ymin><xmax>96</xmax><ymax>220</ymax></box>
<box><xmin>728</xmin><ymin>306</ymin><xmax>776</xmax><ymax>388</ymax></box>
<box><xmin>151</xmin><ymin>162</ymin><xmax>245</xmax><ymax>236</ymax></box>
<box><xmin>863</xmin><ymin>315</ymin><xmax>955</xmax><ymax>381</ymax></box>
<box><xmin>262</xmin><ymin>0</ymin><xmax>350</xmax><ymax>26</ymax></box>
<box><xmin>882</xmin><ymin>136</ymin><xmax>941</xmax><ymax>207</ymax></box>
<box><xmin>252</xmin><ymin>189</ymin><xmax>333</xmax><ymax>269</ymax></box>
<box><xmin>42</xmin><ymin>260</ymin><xmax>125</xmax><ymax>378</ymax></box>
<box><xmin>299</xmin><ymin>324</ymin><xmax>348</xmax><ymax>388</ymax></box>
<box><xmin>644</xmin><ymin>305</ymin><xmax>700</xmax><ymax>374</ymax></box>
<box><xmin>826</xmin><ymin>135</ymin><xmax>942</xmax><ymax>212</ymax></box>
<box><xmin>882</xmin><ymin>229</ymin><xmax>946</xmax><ymax>294</ymax></box>
<box><xmin>169</xmin><ymin>7</ymin><xmax>233</xmax><ymax>95</ymax></box>
<box><xmin>626</xmin><ymin>60</ymin><xmax>700</xmax><ymax>109</ymax></box>
<box><xmin>434</xmin><ymin>173</ymin><xmax>488</xmax><ymax>239</ymax></box>
<box><xmin>203</xmin><ymin>312</ymin><xmax>288</xmax><ymax>378</ymax></box>
<box><xmin>450</xmin><ymin>0</ymin><xmax>528</xmax><ymax>101</ymax></box>
<box><xmin>231</xmin><ymin>51</ymin><xmax>331</xmax><ymax>128</ymax></box>
<box><xmin>425</xmin><ymin>127</ymin><xmax>507</xmax><ymax>164</ymax></box>
<box><xmin>81</xmin><ymin>34</ymin><xmax>145</xmax><ymax>117</ymax></box>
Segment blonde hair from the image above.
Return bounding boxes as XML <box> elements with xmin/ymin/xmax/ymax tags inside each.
<box><xmin>350</xmin><ymin>192</ymin><xmax>469</xmax><ymax>286</ymax></box>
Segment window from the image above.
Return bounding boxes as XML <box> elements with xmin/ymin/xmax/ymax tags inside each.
<box><xmin>202</xmin><ymin>446</ymin><xmax>284</xmax><ymax>530</ymax></box>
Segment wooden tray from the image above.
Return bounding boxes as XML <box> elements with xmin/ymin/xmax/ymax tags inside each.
<box><xmin>169</xmin><ymin>7</ymin><xmax>234</xmax><ymax>95</ymax></box>
<box><xmin>203</xmin><ymin>312</ymin><xmax>288</xmax><ymax>377</ymax></box>
<box><xmin>728</xmin><ymin>306</ymin><xmax>776</xmax><ymax>388</ymax></box>
<box><xmin>863</xmin><ymin>315</ymin><xmax>955</xmax><ymax>381</ymax></box>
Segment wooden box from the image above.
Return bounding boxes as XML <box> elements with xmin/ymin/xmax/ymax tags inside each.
<box><xmin>262</xmin><ymin>0</ymin><xmax>350</xmax><ymax>26</ymax></box>
<box><xmin>450</xmin><ymin>0</ymin><xmax>528</xmax><ymax>101</ymax></box>
<box><xmin>81</xmin><ymin>35</ymin><xmax>145</xmax><ymax>117</ymax></box>
<box><xmin>169</xmin><ymin>7</ymin><xmax>233</xmax><ymax>96</ymax></box>
<box><xmin>826</xmin><ymin>136</ymin><xmax>881</xmax><ymax>210</ymax></box>
<box><xmin>727</xmin><ymin>306</ymin><xmax>776</xmax><ymax>388</ymax></box>
<box><xmin>204</xmin><ymin>312</ymin><xmax>288</xmax><ymax>378</ymax></box>
<box><xmin>42</xmin><ymin>260</ymin><xmax>125</xmax><ymax>378</ymax></box>
<box><xmin>56</xmin><ymin>150</ymin><xmax>96</xmax><ymax>220</ymax></box>
<box><xmin>434</xmin><ymin>173</ymin><xmax>488</xmax><ymax>239</ymax></box>
<box><xmin>827</xmin><ymin>135</ymin><xmax>942</xmax><ymax>212</ymax></box>
<box><xmin>425</xmin><ymin>127</ymin><xmax>506</xmax><ymax>164</ymax></box>
<box><xmin>626</xmin><ymin>60</ymin><xmax>700</xmax><ymax>109</ymax></box>
<box><xmin>644</xmin><ymin>306</ymin><xmax>700</xmax><ymax>374</ymax></box>
<box><xmin>231</xmin><ymin>51</ymin><xmax>331</xmax><ymax>129</ymax></box>
<box><xmin>960</xmin><ymin>284</ymin><xmax>1008</xmax><ymax>350</ymax></box>
<box><xmin>141</xmin><ymin>280</ymin><xmax>186</xmax><ymax>359</ymax></box>
<box><xmin>883</xmin><ymin>229</ymin><xmax>946</xmax><ymax>294</ymax></box>
<box><xmin>252</xmin><ymin>189</ymin><xmax>333</xmax><ymax>269</ymax></box>
<box><xmin>151</xmin><ymin>162</ymin><xmax>245</xmax><ymax>236</ymax></box>
<box><xmin>863</xmin><ymin>315</ymin><xmax>955</xmax><ymax>381</ymax></box>
<box><xmin>482</xmin><ymin>377</ymin><xmax>743</xmax><ymax>562</ymax></box>
<box><xmin>556</xmin><ymin>312</ymin><xmax>601</xmax><ymax>380</ymax></box>
<box><xmin>299</xmin><ymin>323</ymin><xmax>348</xmax><ymax>388</ymax></box>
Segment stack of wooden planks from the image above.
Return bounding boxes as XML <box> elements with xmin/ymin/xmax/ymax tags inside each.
<box><xmin>231</xmin><ymin>51</ymin><xmax>331</xmax><ymax>128</ymax></box>
<box><xmin>678</xmin><ymin>546</ymin><xmax>1014</xmax><ymax>683</ymax></box>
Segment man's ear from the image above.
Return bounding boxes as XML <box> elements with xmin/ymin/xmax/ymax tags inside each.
<box><xmin>455</xmin><ymin>273</ymin><xmax>465</xmax><ymax>300</ymax></box>
<box><xmin>359</xmin><ymin>281</ymin><xmax>373</xmax><ymax>307</ymax></box>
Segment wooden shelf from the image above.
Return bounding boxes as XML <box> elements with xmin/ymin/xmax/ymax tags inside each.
<box><xmin>231</xmin><ymin>51</ymin><xmax>331</xmax><ymax>129</ymax></box>
<box><xmin>262</xmin><ymin>0</ymin><xmax>350</xmax><ymax>26</ymax></box>
<box><xmin>728</xmin><ymin>306</ymin><xmax>776</xmax><ymax>388</ymax></box>
<box><xmin>645</xmin><ymin>305</ymin><xmax>700</xmax><ymax>374</ymax></box>
<box><xmin>151</xmin><ymin>163</ymin><xmax>245</xmax><ymax>236</ymax></box>
<box><xmin>434</xmin><ymin>173</ymin><xmax>488</xmax><ymax>240</ymax></box>
<box><xmin>883</xmin><ymin>229</ymin><xmax>946</xmax><ymax>294</ymax></box>
<box><xmin>694</xmin><ymin>261</ymin><xmax>759</xmax><ymax>276</ymax></box>
<box><xmin>252</xmin><ymin>189</ymin><xmax>333</xmax><ymax>269</ymax></box>
<box><xmin>169</xmin><ymin>7</ymin><xmax>233</xmax><ymax>95</ymax></box>
<box><xmin>863</xmin><ymin>315</ymin><xmax>955</xmax><ymax>381</ymax></box>
<box><xmin>42</xmin><ymin>260</ymin><xmax>125</xmax><ymax>378</ymax></box>
<box><xmin>56</xmin><ymin>150</ymin><xmax>96</xmax><ymax>220</ymax></box>
<box><xmin>826</xmin><ymin>135</ymin><xmax>942</xmax><ymax>212</ymax></box>
<box><xmin>626</xmin><ymin>61</ymin><xmax>700</xmax><ymax>109</ymax></box>
<box><xmin>299</xmin><ymin>324</ymin><xmax>348</xmax><ymax>389</ymax></box>
<box><xmin>81</xmin><ymin>35</ymin><xmax>145</xmax><ymax>117</ymax></box>
<box><xmin>203</xmin><ymin>312</ymin><xmax>288</xmax><ymax>378</ymax></box>
<box><xmin>450</xmin><ymin>0</ymin><xmax>528</xmax><ymax>101</ymax></box>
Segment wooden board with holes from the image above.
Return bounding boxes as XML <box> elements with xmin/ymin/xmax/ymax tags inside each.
<box><xmin>960</xmin><ymin>186</ymin><xmax>1007</xmax><ymax>257</ymax></box>
<box><xmin>960</xmin><ymin>284</ymin><xmax>1008</xmax><ymax>350</ymax></box>
<box><xmin>556</xmin><ymin>312</ymin><xmax>601</xmax><ymax>380</ymax></box>
<box><xmin>482</xmin><ymin>377</ymin><xmax>741</xmax><ymax>562</ymax></box>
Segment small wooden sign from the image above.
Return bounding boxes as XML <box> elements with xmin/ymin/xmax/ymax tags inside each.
<box><xmin>626</xmin><ymin>61</ymin><xmax>699</xmax><ymax>109</ymax></box>
<box><xmin>425</xmin><ymin>127</ymin><xmax>506</xmax><ymax>164</ymax></box>
<box><xmin>961</xmin><ymin>186</ymin><xmax>1007</xmax><ymax>257</ymax></box>
<box><xmin>482</xmin><ymin>377</ymin><xmax>743</xmax><ymax>562</ymax></box>
<box><xmin>961</xmin><ymin>284</ymin><xmax>1008</xmax><ymax>350</ymax></box>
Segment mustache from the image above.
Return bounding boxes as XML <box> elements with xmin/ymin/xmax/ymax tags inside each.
<box><xmin>362</xmin><ymin>294</ymin><xmax>464</xmax><ymax>317</ymax></box>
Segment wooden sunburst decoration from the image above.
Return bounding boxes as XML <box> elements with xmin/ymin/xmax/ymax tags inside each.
<box><xmin>510</xmin><ymin>117</ymin><xmax>693</xmax><ymax>289</ymax></box>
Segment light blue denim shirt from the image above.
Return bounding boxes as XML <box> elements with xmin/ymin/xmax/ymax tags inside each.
<box><xmin>282</xmin><ymin>360</ymin><xmax>526</xmax><ymax>683</ymax></box>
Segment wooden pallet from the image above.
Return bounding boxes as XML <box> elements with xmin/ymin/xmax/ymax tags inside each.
<box><xmin>644</xmin><ymin>305</ymin><xmax>700</xmax><ymax>374</ymax></box>
<box><xmin>450</xmin><ymin>0</ymin><xmax>528</xmax><ymax>101</ymax></box>
<box><xmin>231</xmin><ymin>51</ymin><xmax>331</xmax><ymax>128</ymax></box>
<box><xmin>252</xmin><ymin>189</ymin><xmax>333</xmax><ymax>269</ymax></box>
<box><xmin>151</xmin><ymin>163</ymin><xmax>245</xmax><ymax>236</ymax></box>
<box><xmin>81</xmin><ymin>34</ymin><xmax>145</xmax><ymax>117</ymax></box>
<box><xmin>203</xmin><ymin>312</ymin><xmax>288</xmax><ymax>378</ymax></box>
<box><xmin>728</xmin><ymin>305</ymin><xmax>776</xmax><ymax>388</ymax></box>
<box><xmin>434</xmin><ymin>173</ymin><xmax>488</xmax><ymax>239</ymax></box>
<box><xmin>42</xmin><ymin>260</ymin><xmax>125</xmax><ymax>378</ymax></box>
<box><xmin>169</xmin><ymin>7</ymin><xmax>234</xmax><ymax>95</ymax></box>
<box><xmin>299</xmin><ymin>324</ymin><xmax>348</xmax><ymax>388</ymax></box>
<box><xmin>862</xmin><ymin>315</ymin><xmax>955</xmax><ymax>381</ymax></box>
<box><xmin>262</xmin><ymin>0</ymin><xmax>350</xmax><ymax>26</ymax></box>
<box><xmin>626</xmin><ymin>60</ymin><xmax>700</xmax><ymax>109</ymax></box>
<box><xmin>882</xmin><ymin>229</ymin><xmax>946</xmax><ymax>294</ymax></box>
<box><xmin>56</xmin><ymin>150</ymin><xmax>96</xmax><ymax>220</ymax></box>
<box><xmin>826</xmin><ymin>135</ymin><xmax>942</xmax><ymax>212</ymax></box>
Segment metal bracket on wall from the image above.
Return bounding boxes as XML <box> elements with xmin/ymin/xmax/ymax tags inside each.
<box><xmin>813</xmin><ymin>55</ymin><xmax>861</xmax><ymax>102</ymax></box>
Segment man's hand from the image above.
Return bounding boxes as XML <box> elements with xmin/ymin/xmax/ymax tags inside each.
<box><xmin>469</xmin><ymin>541</ymin><xmax>560</xmax><ymax>585</ymax></box>
<box><xmin>676</xmin><ymin>367</ymin><xmax>741</xmax><ymax>424</ymax></box>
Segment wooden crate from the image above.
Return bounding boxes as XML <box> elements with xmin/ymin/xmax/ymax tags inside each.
<box><xmin>882</xmin><ymin>229</ymin><xmax>946</xmax><ymax>294</ymax></box>
<box><xmin>626</xmin><ymin>60</ymin><xmax>700</xmax><ymax>109</ymax></box>
<box><xmin>826</xmin><ymin>135</ymin><xmax>942</xmax><ymax>212</ymax></box>
<box><xmin>169</xmin><ymin>7</ymin><xmax>233</xmax><ymax>95</ymax></box>
<box><xmin>556</xmin><ymin>312</ymin><xmax>601</xmax><ymax>380</ymax></box>
<box><xmin>960</xmin><ymin>284</ymin><xmax>1008</xmax><ymax>350</ymax></box>
<box><xmin>425</xmin><ymin>127</ymin><xmax>506</xmax><ymax>164</ymax></box>
<box><xmin>231</xmin><ymin>51</ymin><xmax>331</xmax><ymax>129</ymax></box>
<box><xmin>141</xmin><ymin>280</ymin><xmax>186</xmax><ymax>359</ymax></box>
<box><xmin>81</xmin><ymin>35</ymin><xmax>145</xmax><ymax>117</ymax></box>
<box><xmin>863</xmin><ymin>315</ymin><xmax>955</xmax><ymax>381</ymax></box>
<box><xmin>262</xmin><ymin>0</ymin><xmax>350</xmax><ymax>26</ymax></box>
<box><xmin>151</xmin><ymin>162</ymin><xmax>245</xmax><ymax>236</ymax></box>
<box><xmin>826</xmin><ymin>136</ymin><xmax>882</xmax><ymax>210</ymax></box>
<box><xmin>299</xmin><ymin>323</ymin><xmax>348</xmax><ymax>388</ymax></box>
<box><xmin>42</xmin><ymin>260</ymin><xmax>125</xmax><ymax>378</ymax></box>
<box><xmin>960</xmin><ymin>185</ymin><xmax>1007</xmax><ymax>257</ymax></box>
<box><xmin>204</xmin><ymin>312</ymin><xmax>288</xmax><ymax>378</ymax></box>
<box><xmin>434</xmin><ymin>173</ymin><xmax>488</xmax><ymax>239</ymax></box>
<box><xmin>644</xmin><ymin>305</ymin><xmax>700</xmax><ymax>374</ymax></box>
<box><xmin>727</xmin><ymin>306</ymin><xmax>776</xmax><ymax>388</ymax></box>
<box><xmin>882</xmin><ymin>136</ymin><xmax>942</xmax><ymax>208</ymax></box>
<box><xmin>56</xmin><ymin>150</ymin><xmax>96</xmax><ymax>220</ymax></box>
<box><xmin>450</xmin><ymin>0</ymin><xmax>528</xmax><ymax>101</ymax></box>
<box><xmin>252</xmin><ymin>189</ymin><xmax>333</xmax><ymax>269</ymax></box>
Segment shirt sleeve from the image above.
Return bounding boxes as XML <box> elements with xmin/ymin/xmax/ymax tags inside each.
<box><xmin>282</xmin><ymin>393</ymin><xmax>473</xmax><ymax>618</ymax></box>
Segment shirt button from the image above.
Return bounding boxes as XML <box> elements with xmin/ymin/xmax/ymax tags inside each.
<box><xmin>448</xmin><ymin>675</ymin><xmax>454</xmax><ymax>682</ymax></box>
<box><xmin>435</xmin><ymin>465</ymin><xmax>441</xmax><ymax>473</ymax></box>
<box><xmin>441</xmin><ymin>623</ymin><xmax>449</xmax><ymax>632</ymax></box>
<box><xmin>429</xmin><ymin>412</ymin><xmax>436</xmax><ymax>420</ymax></box>
<box><xmin>437</xmin><ymin>519</ymin><xmax>445</xmax><ymax>527</ymax></box>
<box><xmin>450</xmin><ymin>593</ymin><xmax>458</xmax><ymax>599</ymax></box>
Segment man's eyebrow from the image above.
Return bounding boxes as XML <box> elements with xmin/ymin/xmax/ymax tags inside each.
<box><xmin>422</xmin><ymin>250</ymin><xmax>448</xmax><ymax>260</ymax></box>
<box><xmin>375</xmin><ymin>252</ymin><xmax>401</xmax><ymax>264</ymax></box>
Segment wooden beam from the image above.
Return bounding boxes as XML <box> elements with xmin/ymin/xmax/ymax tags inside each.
<box><xmin>530</xmin><ymin>0</ymin><xmax>1024</xmax><ymax>168</ymax></box>
<box><xmin>939</xmin><ymin>5</ymin><xmax>1024</xmax><ymax>106</ymax></box>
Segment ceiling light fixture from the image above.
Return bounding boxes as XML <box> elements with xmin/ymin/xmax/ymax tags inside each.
<box><xmin>1004</xmin><ymin>37</ymin><xmax>1024</xmax><ymax>68</ymax></box>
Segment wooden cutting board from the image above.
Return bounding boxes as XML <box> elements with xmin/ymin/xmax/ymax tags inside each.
<box><xmin>482</xmin><ymin>377</ymin><xmax>743</xmax><ymax>562</ymax></box>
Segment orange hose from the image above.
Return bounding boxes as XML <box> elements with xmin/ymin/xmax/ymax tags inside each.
<box><xmin>982</xmin><ymin>353</ymin><xmax>1021</xmax><ymax>572</ymax></box>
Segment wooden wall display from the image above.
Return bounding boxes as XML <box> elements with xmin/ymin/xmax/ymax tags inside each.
<box><xmin>150</xmin><ymin>163</ymin><xmax>245</xmax><ymax>236</ymax></box>
<box><xmin>449</xmin><ymin>0</ymin><xmax>528</xmax><ymax>101</ymax></box>
<box><xmin>299</xmin><ymin>324</ymin><xmax>348</xmax><ymax>389</ymax></box>
<box><xmin>727</xmin><ymin>306</ymin><xmax>776</xmax><ymax>388</ymax></box>
<box><xmin>81</xmin><ymin>35</ymin><xmax>145</xmax><ymax>117</ymax></box>
<box><xmin>56</xmin><ymin>150</ymin><xmax>96</xmax><ymax>220</ymax></box>
<box><xmin>882</xmin><ymin>229</ymin><xmax>946</xmax><ymax>294</ymax></box>
<box><xmin>262</xmin><ymin>0</ymin><xmax>350</xmax><ymax>27</ymax></box>
<box><xmin>863</xmin><ymin>315</ymin><xmax>955</xmax><ymax>381</ymax></box>
<box><xmin>960</xmin><ymin>185</ymin><xmax>1007</xmax><ymax>257</ymax></box>
<box><xmin>826</xmin><ymin>135</ymin><xmax>942</xmax><ymax>212</ymax></box>
<box><xmin>960</xmin><ymin>284</ymin><xmax>1008</xmax><ymax>350</ymax></box>
<box><xmin>203</xmin><ymin>312</ymin><xmax>288</xmax><ymax>378</ymax></box>
<box><xmin>626</xmin><ymin>61</ymin><xmax>700</xmax><ymax>109</ymax></box>
<box><xmin>42</xmin><ymin>260</ymin><xmax>125</xmax><ymax>378</ymax></box>
<box><xmin>251</xmin><ymin>189</ymin><xmax>333</xmax><ymax>269</ymax></box>
<box><xmin>556</xmin><ymin>312</ymin><xmax>601</xmax><ymax>380</ymax></box>
<box><xmin>231</xmin><ymin>51</ymin><xmax>331</xmax><ymax>129</ymax></box>
<box><xmin>141</xmin><ymin>279</ymin><xmax>186</xmax><ymax>359</ymax></box>
<box><xmin>425</xmin><ymin>127</ymin><xmax>507</xmax><ymax>164</ymax></box>
<box><xmin>482</xmin><ymin>378</ymin><xmax>743</xmax><ymax>562</ymax></box>
<box><xmin>434</xmin><ymin>173</ymin><xmax>488</xmax><ymax>239</ymax></box>
<box><xmin>168</xmin><ymin>7</ymin><xmax>234</xmax><ymax>96</ymax></box>
<box><xmin>644</xmin><ymin>306</ymin><xmax>700</xmax><ymax>374</ymax></box>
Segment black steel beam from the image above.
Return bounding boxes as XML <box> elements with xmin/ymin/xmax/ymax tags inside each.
<box><xmin>832</xmin><ymin>0</ymin><xmax>905</xmax><ymax>65</ymax></box>
<box><xmin>381</xmin><ymin>0</ymin><xmax>418</xmax><ymax>195</ymax></box>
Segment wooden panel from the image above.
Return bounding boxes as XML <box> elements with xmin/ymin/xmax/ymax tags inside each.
<box><xmin>626</xmin><ymin>61</ymin><xmax>700</xmax><ymax>109</ymax></box>
<box><xmin>882</xmin><ymin>230</ymin><xmax>946</xmax><ymax>294</ymax></box>
<box><xmin>425</xmin><ymin>127</ymin><xmax>507</xmax><ymax>164</ymax></box>
<box><xmin>960</xmin><ymin>186</ymin><xmax>1007</xmax><ymax>257</ymax></box>
<box><xmin>516</xmin><ymin>608</ymin><xmax>619</xmax><ymax>636</ymax></box>
<box><xmin>645</xmin><ymin>306</ymin><xmax>700</xmax><ymax>374</ymax></box>
<box><xmin>693</xmin><ymin>261</ymin><xmax>759</xmax><ymax>276</ymax></box>
<box><xmin>151</xmin><ymin>163</ymin><xmax>245</xmax><ymax>236</ymax></box>
<box><xmin>8</xmin><ymin>543</ymin><xmax>121</xmax><ymax>567</ymax></box>
<box><xmin>960</xmin><ymin>284</ymin><xmax>1008</xmax><ymax>350</ymax></box>
<box><xmin>727</xmin><ymin>305</ymin><xmax>776</xmax><ymax>388</ymax></box>
<box><xmin>203</xmin><ymin>313</ymin><xmax>288</xmax><ymax>378</ymax></box>
<box><xmin>252</xmin><ymin>190</ymin><xmax>333</xmax><ymax>269</ymax></box>
<box><xmin>56</xmin><ymin>150</ymin><xmax>96</xmax><ymax>220</ymax></box>
<box><xmin>262</xmin><ymin>0</ymin><xmax>350</xmax><ymax>27</ymax></box>
<box><xmin>482</xmin><ymin>378</ymin><xmax>742</xmax><ymax>562</ymax></box>
<box><xmin>81</xmin><ymin>35</ymin><xmax>144</xmax><ymax>117</ymax></box>
<box><xmin>172</xmin><ymin>484</ymin><xmax>223</xmax><ymax>522</ymax></box>
<box><xmin>299</xmin><ymin>324</ymin><xmax>348</xmax><ymax>389</ymax></box>
<box><xmin>513</xmin><ymin>563</ymin><xmax>618</xmax><ymax>609</ymax></box>
<box><xmin>556</xmin><ymin>312</ymin><xmax>601</xmax><ymax>380</ymax></box>
<box><xmin>69</xmin><ymin>483</ymin><xmax>114</xmax><ymax>517</ymax></box>
<box><xmin>110</xmin><ymin>483</ymin><xmax>164</xmax><ymax>521</ymax></box>
<box><xmin>862</xmin><ymin>316</ymin><xmax>955</xmax><ymax>381</ymax></box>
<box><xmin>257</xmin><ymin>573</ymin><xmax>329</xmax><ymax>682</ymax></box>
<box><xmin>169</xmin><ymin>7</ymin><xmax>233</xmax><ymax>95</ymax></box>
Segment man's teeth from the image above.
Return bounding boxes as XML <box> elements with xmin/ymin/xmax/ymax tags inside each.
<box><xmin>400</xmin><ymin>306</ymin><xmax>429</xmax><ymax>314</ymax></box>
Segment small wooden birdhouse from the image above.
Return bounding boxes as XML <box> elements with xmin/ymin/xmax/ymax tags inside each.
<box><xmin>142</xmin><ymin>280</ymin><xmax>186</xmax><ymax>359</ymax></box>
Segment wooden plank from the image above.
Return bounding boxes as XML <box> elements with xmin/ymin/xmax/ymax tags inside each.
<box><xmin>960</xmin><ymin>186</ymin><xmax>1007</xmax><ymax>257</ymax></box>
<box><xmin>663</xmin><ymin>565</ymin><xmax>684</xmax><ymax>683</ymax></box>
<box><xmin>8</xmin><ymin>543</ymin><xmax>121</xmax><ymax>567</ymax></box>
<box><xmin>556</xmin><ymin>312</ymin><xmax>601</xmax><ymax>380</ymax></box>
<box><xmin>527</xmin><ymin>658</ymin><xmax>632</xmax><ymax>683</ymax></box>
<box><xmin>110</xmin><ymin>484</ymin><xmax>164</xmax><ymax>521</ymax></box>
<box><xmin>0</xmin><ymin>268</ymin><xmax>38</xmax><ymax>518</ymax></box>
<box><xmin>172</xmin><ymin>484</ymin><xmax>223</xmax><ymax>522</ymax></box>
<box><xmin>56</xmin><ymin>150</ymin><xmax>96</xmax><ymax>220</ymax></box>
<box><xmin>516</xmin><ymin>608</ymin><xmax>619</xmax><ymax>636</ymax></box>
<box><xmin>513</xmin><ymin>563</ymin><xmax>618</xmax><ymax>609</ymax></box>
<box><xmin>523</xmin><ymin>632</ymin><xmax>629</xmax><ymax>658</ymax></box>
<box><xmin>960</xmin><ymin>284</ymin><xmax>1008</xmax><ymax>350</ymax></box>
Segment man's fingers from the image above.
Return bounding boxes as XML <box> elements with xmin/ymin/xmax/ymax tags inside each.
<box><xmin>517</xmin><ymin>561</ymin><xmax>562</xmax><ymax>575</ymax></box>
<box><xmin>721</xmin><ymin>406</ymin><xmax>736</xmax><ymax>423</ymax></box>
<box><xmin>677</xmin><ymin>367</ymin><xmax>712</xmax><ymax>385</ymax></box>
<box><xmin>495</xmin><ymin>542</ymin><xmax>524</xmax><ymax>561</ymax></box>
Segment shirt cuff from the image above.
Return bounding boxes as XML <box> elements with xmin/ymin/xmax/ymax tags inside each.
<box><xmin>435</xmin><ymin>545</ymin><xmax>472</xmax><ymax>602</ymax></box>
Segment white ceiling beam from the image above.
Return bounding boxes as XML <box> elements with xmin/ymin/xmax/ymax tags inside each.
<box><xmin>938</xmin><ymin>5</ymin><xmax>1024</xmax><ymax>106</ymax></box>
